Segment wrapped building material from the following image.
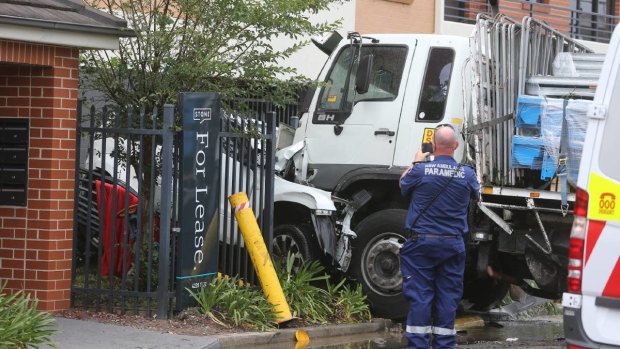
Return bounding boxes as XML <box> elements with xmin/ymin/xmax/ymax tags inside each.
<box><xmin>512</xmin><ymin>135</ymin><xmax>544</xmax><ymax>169</ymax></box>
<box><xmin>516</xmin><ymin>95</ymin><xmax>544</xmax><ymax>129</ymax></box>
<box><xmin>540</xmin><ymin>98</ymin><xmax>590</xmax><ymax>184</ymax></box>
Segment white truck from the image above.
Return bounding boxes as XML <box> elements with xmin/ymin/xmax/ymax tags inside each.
<box><xmin>272</xmin><ymin>14</ymin><xmax>601</xmax><ymax>319</ymax></box>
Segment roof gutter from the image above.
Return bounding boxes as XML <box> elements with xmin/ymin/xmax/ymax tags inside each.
<box><xmin>0</xmin><ymin>15</ymin><xmax>135</xmax><ymax>37</ymax></box>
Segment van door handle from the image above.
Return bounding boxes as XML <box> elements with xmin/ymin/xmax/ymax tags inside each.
<box><xmin>374</xmin><ymin>129</ymin><xmax>395</xmax><ymax>136</ymax></box>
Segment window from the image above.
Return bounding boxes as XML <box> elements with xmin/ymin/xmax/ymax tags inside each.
<box><xmin>599</xmin><ymin>102</ymin><xmax>620</xmax><ymax>181</ymax></box>
<box><xmin>571</xmin><ymin>0</ymin><xmax>616</xmax><ymax>42</ymax></box>
<box><xmin>318</xmin><ymin>46</ymin><xmax>356</xmax><ymax>111</ymax></box>
<box><xmin>416</xmin><ymin>48</ymin><xmax>455</xmax><ymax>123</ymax></box>
<box><xmin>315</xmin><ymin>45</ymin><xmax>407</xmax><ymax>123</ymax></box>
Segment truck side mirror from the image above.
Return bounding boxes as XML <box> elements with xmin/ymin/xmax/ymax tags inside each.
<box><xmin>355</xmin><ymin>54</ymin><xmax>373</xmax><ymax>95</ymax></box>
<box><xmin>311</xmin><ymin>31</ymin><xmax>343</xmax><ymax>56</ymax></box>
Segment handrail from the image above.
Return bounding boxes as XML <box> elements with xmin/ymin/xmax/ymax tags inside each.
<box><xmin>444</xmin><ymin>0</ymin><xmax>620</xmax><ymax>44</ymax></box>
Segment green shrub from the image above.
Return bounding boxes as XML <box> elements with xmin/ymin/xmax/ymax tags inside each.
<box><xmin>217</xmin><ymin>283</ymin><xmax>278</xmax><ymax>330</ymax></box>
<box><xmin>278</xmin><ymin>254</ymin><xmax>332</xmax><ymax>323</ymax></box>
<box><xmin>334</xmin><ymin>283</ymin><xmax>371</xmax><ymax>322</ymax></box>
<box><xmin>189</xmin><ymin>253</ymin><xmax>372</xmax><ymax>330</ymax></box>
<box><xmin>0</xmin><ymin>284</ymin><xmax>56</xmax><ymax>348</ymax></box>
<box><xmin>188</xmin><ymin>277</ymin><xmax>277</xmax><ymax>330</ymax></box>
<box><xmin>278</xmin><ymin>253</ymin><xmax>371</xmax><ymax>324</ymax></box>
<box><xmin>187</xmin><ymin>277</ymin><xmax>231</xmax><ymax>327</ymax></box>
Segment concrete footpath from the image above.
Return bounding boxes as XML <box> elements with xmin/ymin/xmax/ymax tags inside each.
<box><xmin>45</xmin><ymin>317</ymin><xmax>391</xmax><ymax>349</ymax></box>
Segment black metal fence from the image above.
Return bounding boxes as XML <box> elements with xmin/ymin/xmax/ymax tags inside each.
<box><xmin>444</xmin><ymin>0</ymin><xmax>620</xmax><ymax>43</ymax></box>
<box><xmin>218</xmin><ymin>99</ymin><xmax>277</xmax><ymax>285</ymax></box>
<box><xmin>223</xmin><ymin>97</ymin><xmax>299</xmax><ymax>127</ymax></box>
<box><xmin>71</xmin><ymin>103</ymin><xmax>178</xmax><ymax>318</ymax></box>
<box><xmin>72</xmin><ymin>96</ymin><xmax>290</xmax><ymax>316</ymax></box>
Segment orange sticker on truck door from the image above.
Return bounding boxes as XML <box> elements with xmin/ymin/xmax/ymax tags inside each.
<box><xmin>423</xmin><ymin>128</ymin><xmax>435</xmax><ymax>143</ymax></box>
<box><xmin>588</xmin><ymin>173</ymin><xmax>620</xmax><ymax>221</ymax></box>
<box><xmin>327</xmin><ymin>95</ymin><xmax>338</xmax><ymax>103</ymax></box>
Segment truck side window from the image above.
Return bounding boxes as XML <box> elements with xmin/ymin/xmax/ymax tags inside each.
<box><xmin>416</xmin><ymin>48</ymin><xmax>455</xmax><ymax>122</ymax></box>
<box><xmin>316</xmin><ymin>45</ymin><xmax>407</xmax><ymax>119</ymax></box>
<box><xmin>318</xmin><ymin>46</ymin><xmax>356</xmax><ymax>111</ymax></box>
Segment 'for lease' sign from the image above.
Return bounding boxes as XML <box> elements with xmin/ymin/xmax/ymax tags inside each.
<box><xmin>176</xmin><ymin>93</ymin><xmax>220</xmax><ymax>311</ymax></box>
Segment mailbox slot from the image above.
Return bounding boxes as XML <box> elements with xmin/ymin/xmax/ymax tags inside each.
<box><xmin>0</xmin><ymin>119</ymin><xmax>28</xmax><ymax>206</ymax></box>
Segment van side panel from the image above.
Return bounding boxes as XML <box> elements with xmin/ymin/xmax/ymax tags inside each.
<box><xmin>575</xmin><ymin>22</ymin><xmax>620</xmax><ymax>347</ymax></box>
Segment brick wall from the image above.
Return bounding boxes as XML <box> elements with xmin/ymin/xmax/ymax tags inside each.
<box><xmin>463</xmin><ymin>0</ymin><xmax>488</xmax><ymax>20</ymax></box>
<box><xmin>498</xmin><ymin>0</ymin><xmax>571</xmax><ymax>33</ymax></box>
<box><xmin>0</xmin><ymin>40</ymin><xmax>78</xmax><ymax>311</ymax></box>
<box><xmin>356</xmin><ymin>0</ymin><xmax>435</xmax><ymax>34</ymax></box>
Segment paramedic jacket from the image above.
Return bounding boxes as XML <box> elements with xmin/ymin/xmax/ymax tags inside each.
<box><xmin>400</xmin><ymin>155</ymin><xmax>480</xmax><ymax>236</ymax></box>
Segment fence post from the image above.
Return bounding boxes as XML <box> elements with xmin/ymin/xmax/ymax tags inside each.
<box><xmin>70</xmin><ymin>100</ymin><xmax>84</xmax><ymax>307</ymax></box>
<box><xmin>157</xmin><ymin>104</ymin><xmax>174</xmax><ymax>318</ymax></box>
<box><xmin>263</xmin><ymin>111</ymin><xmax>276</xmax><ymax>254</ymax></box>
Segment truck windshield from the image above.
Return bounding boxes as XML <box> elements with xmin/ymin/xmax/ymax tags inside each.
<box><xmin>416</xmin><ymin>47</ymin><xmax>455</xmax><ymax>122</ymax></box>
<box><xmin>317</xmin><ymin>45</ymin><xmax>407</xmax><ymax>112</ymax></box>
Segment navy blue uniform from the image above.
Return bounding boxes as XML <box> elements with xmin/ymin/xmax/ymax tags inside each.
<box><xmin>399</xmin><ymin>155</ymin><xmax>480</xmax><ymax>349</ymax></box>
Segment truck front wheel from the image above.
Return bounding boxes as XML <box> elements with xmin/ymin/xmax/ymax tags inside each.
<box><xmin>350</xmin><ymin>209</ymin><xmax>408</xmax><ymax>320</ymax></box>
<box><xmin>272</xmin><ymin>224</ymin><xmax>316</xmax><ymax>270</ymax></box>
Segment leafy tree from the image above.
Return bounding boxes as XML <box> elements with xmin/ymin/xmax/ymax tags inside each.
<box><xmin>82</xmin><ymin>0</ymin><xmax>341</xmax><ymax>108</ymax></box>
<box><xmin>79</xmin><ymin>0</ymin><xmax>342</xmax><ymax>289</ymax></box>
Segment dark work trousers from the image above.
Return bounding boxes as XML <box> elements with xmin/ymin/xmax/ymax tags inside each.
<box><xmin>399</xmin><ymin>235</ymin><xmax>465</xmax><ymax>349</ymax></box>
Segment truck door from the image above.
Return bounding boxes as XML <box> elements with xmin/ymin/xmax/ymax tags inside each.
<box><xmin>578</xmin><ymin>48</ymin><xmax>620</xmax><ymax>345</ymax></box>
<box><xmin>302</xmin><ymin>38</ymin><xmax>415</xmax><ymax>190</ymax></box>
<box><xmin>393</xmin><ymin>39</ymin><xmax>469</xmax><ymax>167</ymax></box>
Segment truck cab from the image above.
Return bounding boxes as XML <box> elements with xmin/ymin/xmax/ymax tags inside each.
<box><xmin>292</xmin><ymin>34</ymin><xmax>469</xmax><ymax>191</ymax></box>
<box><xmin>280</xmin><ymin>33</ymin><xmax>489</xmax><ymax>319</ymax></box>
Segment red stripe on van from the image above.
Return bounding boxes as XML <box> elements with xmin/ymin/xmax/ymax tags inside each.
<box><xmin>602</xmin><ymin>258</ymin><xmax>620</xmax><ymax>298</ymax></box>
<box><xmin>585</xmin><ymin>220</ymin><xmax>606</xmax><ymax>265</ymax></box>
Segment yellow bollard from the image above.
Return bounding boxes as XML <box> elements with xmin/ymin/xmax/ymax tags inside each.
<box><xmin>229</xmin><ymin>192</ymin><xmax>293</xmax><ymax>324</ymax></box>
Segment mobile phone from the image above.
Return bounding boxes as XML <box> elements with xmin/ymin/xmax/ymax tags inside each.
<box><xmin>421</xmin><ymin>142</ymin><xmax>433</xmax><ymax>154</ymax></box>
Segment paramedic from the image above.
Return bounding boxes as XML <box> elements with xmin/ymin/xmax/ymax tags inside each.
<box><xmin>399</xmin><ymin>124</ymin><xmax>480</xmax><ymax>348</ymax></box>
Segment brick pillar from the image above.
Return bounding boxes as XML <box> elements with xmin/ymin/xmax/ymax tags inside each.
<box><xmin>0</xmin><ymin>40</ymin><xmax>78</xmax><ymax>311</ymax></box>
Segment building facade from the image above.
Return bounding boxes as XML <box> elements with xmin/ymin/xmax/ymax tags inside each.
<box><xmin>291</xmin><ymin>0</ymin><xmax>619</xmax><ymax>78</ymax></box>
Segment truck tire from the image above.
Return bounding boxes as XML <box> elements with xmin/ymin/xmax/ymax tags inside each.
<box><xmin>349</xmin><ymin>209</ymin><xmax>408</xmax><ymax>320</ymax></box>
<box><xmin>272</xmin><ymin>224</ymin><xmax>316</xmax><ymax>270</ymax></box>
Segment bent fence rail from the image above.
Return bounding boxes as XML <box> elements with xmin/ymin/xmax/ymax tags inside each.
<box><xmin>218</xmin><ymin>106</ymin><xmax>277</xmax><ymax>286</ymax></box>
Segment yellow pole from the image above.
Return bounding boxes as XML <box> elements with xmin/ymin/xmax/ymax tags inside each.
<box><xmin>229</xmin><ymin>192</ymin><xmax>293</xmax><ymax>324</ymax></box>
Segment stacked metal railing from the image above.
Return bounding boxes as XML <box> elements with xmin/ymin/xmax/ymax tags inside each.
<box><xmin>469</xmin><ymin>14</ymin><xmax>594</xmax><ymax>187</ymax></box>
<box><xmin>471</xmin><ymin>14</ymin><xmax>520</xmax><ymax>185</ymax></box>
<box><xmin>519</xmin><ymin>17</ymin><xmax>594</xmax><ymax>95</ymax></box>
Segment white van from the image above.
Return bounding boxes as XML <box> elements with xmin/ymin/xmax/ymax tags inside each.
<box><xmin>562</xmin><ymin>25</ymin><xmax>620</xmax><ymax>349</ymax></box>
